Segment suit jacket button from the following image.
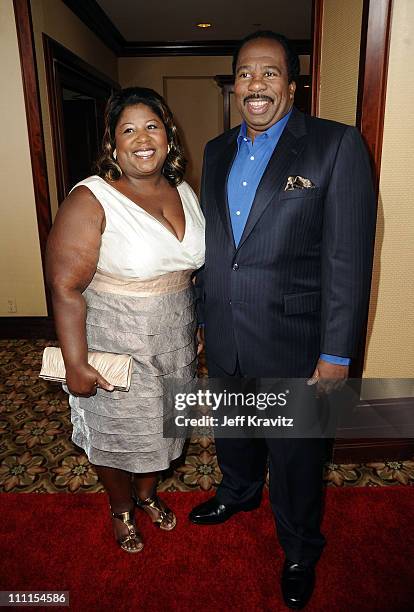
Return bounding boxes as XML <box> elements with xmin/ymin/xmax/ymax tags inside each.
<box><xmin>232</xmin><ymin>263</ymin><xmax>239</xmax><ymax>271</ymax></box>
<box><xmin>229</xmin><ymin>300</ymin><xmax>232</xmax><ymax>305</ymax></box>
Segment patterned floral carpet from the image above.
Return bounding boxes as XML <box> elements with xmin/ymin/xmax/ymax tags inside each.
<box><xmin>1</xmin><ymin>339</ymin><xmax>413</xmax><ymax>493</ymax></box>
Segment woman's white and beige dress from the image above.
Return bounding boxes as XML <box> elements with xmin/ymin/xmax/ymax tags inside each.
<box><xmin>67</xmin><ymin>175</ymin><xmax>205</xmax><ymax>472</ymax></box>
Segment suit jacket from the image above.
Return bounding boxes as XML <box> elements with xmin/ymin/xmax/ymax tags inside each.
<box><xmin>197</xmin><ymin>108</ymin><xmax>376</xmax><ymax>377</ymax></box>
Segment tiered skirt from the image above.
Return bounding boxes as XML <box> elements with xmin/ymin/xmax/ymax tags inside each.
<box><xmin>68</xmin><ymin>269</ymin><xmax>196</xmax><ymax>472</ymax></box>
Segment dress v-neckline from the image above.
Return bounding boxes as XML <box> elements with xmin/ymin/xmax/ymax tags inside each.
<box><xmin>100</xmin><ymin>177</ymin><xmax>187</xmax><ymax>244</ymax></box>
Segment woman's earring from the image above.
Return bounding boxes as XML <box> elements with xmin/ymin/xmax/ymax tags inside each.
<box><xmin>112</xmin><ymin>148</ymin><xmax>122</xmax><ymax>175</ymax></box>
<box><xmin>167</xmin><ymin>144</ymin><xmax>171</xmax><ymax>154</ymax></box>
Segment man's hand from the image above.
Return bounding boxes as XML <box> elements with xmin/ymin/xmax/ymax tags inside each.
<box><xmin>196</xmin><ymin>326</ymin><xmax>205</xmax><ymax>356</ymax></box>
<box><xmin>307</xmin><ymin>359</ymin><xmax>349</xmax><ymax>395</ymax></box>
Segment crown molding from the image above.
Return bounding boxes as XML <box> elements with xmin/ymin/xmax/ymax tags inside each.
<box><xmin>62</xmin><ymin>1</ymin><xmax>311</xmax><ymax>57</ymax></box>
<box><xmin>121</xmin><ymin>39</ymin><xmax>311</xmax><ymax>57</ymax></box>
<box><xmin>62</xmin><ymin>0</ymin><xmax>124</xmax><ymax>54</ymax></box>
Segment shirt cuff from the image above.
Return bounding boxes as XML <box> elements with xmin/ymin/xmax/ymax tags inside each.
<box><xmin>320</xmin><ymin>353</ymin><xmax>351</xmax><ymax>366</ymax></box>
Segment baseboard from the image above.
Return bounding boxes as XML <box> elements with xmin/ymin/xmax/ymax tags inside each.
<box><xmin>0</xmin><ymin>316</ymin><xmax>56</xmax><ymax>339</ymax></box>
<box><xmin>333</xmin><ymin>438</ymin><xmax>414</xmax><ymax>463</ymax></box>
<box><xmin>0</xmin><ymin>323</ymin><xmax>412</xmax><ymax>462</ymax></box>
<box><xmin>333</xmin><ymin>395</ymin><xmax>414</xmax><ymax>462</ymax></box>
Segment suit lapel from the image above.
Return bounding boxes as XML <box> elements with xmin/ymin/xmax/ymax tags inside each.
<box><xmin>236</xmin><ymin>109</ymin><xmax>308</xmax><ymax>251</ymax></box>
<box><xmin>213</xmin><ymin>131</ymin><xmax>238</xmax><ymax>247</ymax></box>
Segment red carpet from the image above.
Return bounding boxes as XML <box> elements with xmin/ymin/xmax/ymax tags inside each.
<box><xmin>1</xmin><ymin>489</ymin><xmax>413</xmax><ymax>611</ymax></box>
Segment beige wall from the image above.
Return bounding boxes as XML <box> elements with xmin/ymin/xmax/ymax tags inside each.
<box><xmin>364</xmin><ymin>0</ymin><xmax>414</xmax><ymax>376</ymax></box>
<box><xmin>164</xmin><ymin>76</ymin><xmax>224</xmax><ymax>193</ymax></box>
<box><xmin>31</xmin><ymin>0</ymin><xmax>117</xmax><ymax>80</ymax></box>
<box><xmin>5</xmin><ymin>0</ymin><xmax>413</xmax><ymax>374</ymax></box>
<box><xmin>0</xmin><ymin>1</ymin><xmax>47</xmax><ymax>317</ymax></box>
<box><xmin>119</xmin><ymin>55</ymin><xmax>232</xmax><ymax>97</ymax></box>
<box><xmin>31</xmin><ymin>0</ymin><xmax>118</xmax><ymax>217</ymax></box>
<box><xmin>317</xmin><ymin>0</ymin><xmax>414</xmax><ymax>377</ymax></box>
<box><xmin>318</xmin><ymin>0</ymin><xmax>363</xmax><ymax>125</ymax></box>
<box><xmin>0</xmin><ymin>0</ymin><xmax>118</xmax><ymax>317</ymax></box>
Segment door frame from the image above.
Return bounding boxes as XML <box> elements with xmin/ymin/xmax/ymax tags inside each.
<box><xmin>311</xmin><ymin>0</ymin><xmax>393</xmax><ymax>380</ymax></box>
<box><xmin>12</xmin><ymin>0</ymin><xmax>52</xmax><ymax>315</ymax></box>
<box><xmin>10</xmin><ymin>0</ymin><xmax>119</xmax><ymax>327</ymax></box>
<box><xmin>43</xmin><ymin>34</ymin><xmax>120</xmax><ymax>205</ymax></box>
<box><xmin>311</xmin><ymin>0</ymin><xmax>393</xmax><ymax>191</ymax></box>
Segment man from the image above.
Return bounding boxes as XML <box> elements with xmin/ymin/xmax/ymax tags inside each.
<box><xmin>189</xmin><ymin>31</ymin><xmax>376</xmax><ymax>609</ymax></box>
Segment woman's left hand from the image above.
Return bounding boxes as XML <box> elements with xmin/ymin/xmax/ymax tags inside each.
<box><xmin>196</xmin><ymin>326</ymin><xmax>205</xmax><ymax>356</ymax></box>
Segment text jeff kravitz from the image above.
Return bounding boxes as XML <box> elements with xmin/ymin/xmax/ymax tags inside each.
<box><xmin>174</xmin><ymin>414</ymin><xmax>294</xmax><ymax>428</ymax></box>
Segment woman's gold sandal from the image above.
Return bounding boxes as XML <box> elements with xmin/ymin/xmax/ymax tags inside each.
<box><xmin>135</xmin><ymin>495</ymin><xmax>177</xmax><ymax>531</ymax></box>
<box><xmin>111</xmin><ymin>508</ymin><xmax>144</xmax><ymax>553</ymax></box>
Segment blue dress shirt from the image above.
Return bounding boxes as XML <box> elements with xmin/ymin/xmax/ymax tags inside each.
<box><xmin>226</xmin><ymin>114</ymin><xmax>350</xmax><ymax>367</ymax></box>
<box><xmin>228</xmin><ymin>112</ymin><xmax>292</xmax><ymax>247</ymax></box>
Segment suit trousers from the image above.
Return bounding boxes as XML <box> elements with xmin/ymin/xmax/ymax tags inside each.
<box><xmin>209</xmin><ymin>357</ymin><xmax>328</xmax><ymax>566</ymax></box>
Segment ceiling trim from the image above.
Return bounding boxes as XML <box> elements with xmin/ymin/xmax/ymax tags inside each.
<box><xmin>62</xmin><ymin>0</ymin><xmax>311</xmax><ymax>57</ymax></box>
<box><xmin>122</xmin><ymin>39</ymin><xmax>311</xmax><ymax>57</ymax></box>
<box><xmin>63</xmin><ymin>0</ymin><xmax>124</xmax><ymax>54</ymax></box>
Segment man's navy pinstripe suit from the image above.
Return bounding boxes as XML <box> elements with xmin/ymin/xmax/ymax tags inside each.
<box><xmin>196</xmin><ymin>107</ymin><xmax>376</xmax><ymax>563</ymax></box>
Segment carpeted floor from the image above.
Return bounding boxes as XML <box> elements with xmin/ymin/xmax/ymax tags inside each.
<box><xmin>1</xmin><ymin>339</ymin><xmax>414</xmax><ymax>493</ymax></box>
<box><xmin>1</xmin><ymin>489</ymin><xmax>414</xmax><ymax>611</ymax></box>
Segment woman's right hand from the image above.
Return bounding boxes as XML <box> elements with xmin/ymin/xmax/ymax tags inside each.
<box><xmin>46</xmin><ymin>185</ymin><xmax>107</xmax><ymax>397</ymax></box>
<box><xmin>65</xmin><ymin>364</ymin><xmax>114</xmax><ymax>396</ymax></box>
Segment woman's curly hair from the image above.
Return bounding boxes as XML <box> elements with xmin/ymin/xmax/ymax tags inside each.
<box><xmin>95</xmin><ymin>87</ymin><xmax>186</xmax><ymax>186</ymax></box>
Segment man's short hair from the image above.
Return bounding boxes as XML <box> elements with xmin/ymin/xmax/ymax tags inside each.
<box><xmin>232</xmin><ymin>30</ymin><xmax>300</xmax><ymax>83</ymax></box>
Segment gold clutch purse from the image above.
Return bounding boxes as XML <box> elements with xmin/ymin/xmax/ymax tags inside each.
<box><xmin>39</xmin><ymin>347</ymin><xmax>133</xmax><ymax>391</ymax></box>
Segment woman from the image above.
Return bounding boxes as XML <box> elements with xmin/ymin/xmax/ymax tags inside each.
<box><xmin>46</xmin><ymin>87</ymin><xmax>205</xmax><ymax>552</ymax></box>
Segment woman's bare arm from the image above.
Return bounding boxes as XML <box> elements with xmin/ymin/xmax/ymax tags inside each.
<box><xmin>46</xmin><ymin>186</ymin><xmax>113</xmax><ymax>395</ymax></box>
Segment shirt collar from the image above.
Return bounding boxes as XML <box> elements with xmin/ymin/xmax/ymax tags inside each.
<box><xmin>237</xmin><ymin>108</ymin><xmax>293</xmax><ymax>149</ymax></box>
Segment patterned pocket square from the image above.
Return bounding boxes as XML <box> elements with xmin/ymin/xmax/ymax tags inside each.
<box><xmin>284</xmin><ymin>175</ymin><xmax>316</xmax><ymax>191</ymax></box>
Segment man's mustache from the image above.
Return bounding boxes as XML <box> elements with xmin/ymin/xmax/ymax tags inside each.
<box><xmin>243</xmin><ymin>95</ymin><xmax>274</xmax><ymax>104</ymax></box>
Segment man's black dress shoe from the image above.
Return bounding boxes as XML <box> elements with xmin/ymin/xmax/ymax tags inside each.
<box><xmin>281</xmin><ymin>560</ymin><xmax>315</xmax><ymax>610</ymax></box>
<box><xmin>189</xmin><ymin>496</ymin><xmax>260</xmax><ymax>525</ymax></box>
